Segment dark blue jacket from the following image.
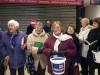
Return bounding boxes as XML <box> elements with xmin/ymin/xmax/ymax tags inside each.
<box><xmin>43</xmin><ymin>25</ymin><xmax>51</xmax><ymax>34</ymax></box>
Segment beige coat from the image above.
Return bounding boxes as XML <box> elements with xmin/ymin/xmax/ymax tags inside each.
<box><xmin>27</xmin><ymin>29</ymin><xmax>48</xmax><ymax>71</ymax></box>
<box><xmin>78</xmin><ymin>25</ymin><xmax>93</xmax><ymax>58</ymax></box>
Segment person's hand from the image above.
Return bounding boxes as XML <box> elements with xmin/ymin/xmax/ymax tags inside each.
<box><xmin>74</xmin><ymin>62</ymin><xmax>80</xmax><ymax>67</ymax></box>
<box><xmin>4</xmin><ymin>55</ymin><xmax>10</xmax><ymax>61</ymax></box>
<box><xmin>58</xmin><ymin>50</ymin><xmax>67</xmax><ymax>56</ymax></box>
<box><xmin>21</xmin><ymin>44</ymin><xmax>26</xmax><ymax>50</ymax></box>
<box><xmin>37</xmin><ymin>49</ymin><xmax>42</xmax><ymax>54</ymax></box>
<box><xmin>75</xmin><ymin>33</ymin><xmax>79</xmax><ymax>37</ymax></box>
<box><xmin>50</xmin><ymin>50</ymin><xmax>58</xmax><ymax>56</ymax></box>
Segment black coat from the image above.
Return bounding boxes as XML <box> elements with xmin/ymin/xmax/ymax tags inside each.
<box><xmin>65</xmin><ymin>32</ymin><xmax>81</xmax><ymax>63</ymax></box>
<box><xmin>26</xmin><ymin>25</ymin><xmax>34</xmax><ymax>35</ymax></box>
<box><xmin>86</xmin><ymin>28</ymin><xmax>100</xmax><ymax>68</ymax></box>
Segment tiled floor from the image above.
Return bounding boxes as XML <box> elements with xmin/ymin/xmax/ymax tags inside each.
<box><xmin>5</xmin><ymin>66</ymin><xmax>50</xmax><ymax>75</ymax></box>
<box><xmin>5</xmin><ymin>66</ymin><xmax>98</xmax><ymax>75</ymax></box>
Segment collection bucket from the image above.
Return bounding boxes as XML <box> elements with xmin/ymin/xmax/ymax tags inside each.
<box><xmin>92</xmin><ymin>50</ymin><xmax>100</xmax><ymax>63</ymax></box>
<box><xmin>50</xmin><ymin>57</ymin><xmax>66</xmax><ymax>75</ymax></box>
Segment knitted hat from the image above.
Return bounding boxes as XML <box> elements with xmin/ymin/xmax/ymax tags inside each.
<box><xmin>31</xmin><ymin>19</ymin><xmax>36</xmax><ymax>24</ymax></box>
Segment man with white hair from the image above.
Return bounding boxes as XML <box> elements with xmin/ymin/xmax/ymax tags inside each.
<box><xmin>1</xmin><ymin>19</ymin><xmax>27</xmax><ymax>75</ymax></box>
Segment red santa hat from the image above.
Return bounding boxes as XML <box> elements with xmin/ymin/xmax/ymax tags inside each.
<box><xmin>30</xmin><ymin>19</ymin><xmax>36</xmax><ymax>24</ymax></box>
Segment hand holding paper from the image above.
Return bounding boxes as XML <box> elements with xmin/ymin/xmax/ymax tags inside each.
<box><xmin>21</xmin><ymin>37</ymin><xmax>24</xmax><ymax>46</ymax></box>
<box><xmin>21</xmin><ymin>37</ymin><xmax>26</xmax><ymax>50</ymax></box>
<box><xmin>84</xmin><ymin>39</ymin><xmax>99</xmax><ymax>45</ymax></box>
<box><xmin>34</xmin><ymin>41</ymin><xmax>43</xmax><ymax>49</ymax></box>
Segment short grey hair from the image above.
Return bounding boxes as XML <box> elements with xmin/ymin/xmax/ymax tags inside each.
<box><xmin>8</xmin><ymin>19</ymin><xmax>19</xmax><ymax>28</ymax></box>
<box><xmin>35</xmin><ymin>22</ymin><xmax>43</xmax><ymax>28</ymax></box>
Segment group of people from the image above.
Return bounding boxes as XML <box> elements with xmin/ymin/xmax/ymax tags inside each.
<box><xmin>0</xmin><ymin>17</ymin><xmax>100</xmax><ymax>75</ymax></box>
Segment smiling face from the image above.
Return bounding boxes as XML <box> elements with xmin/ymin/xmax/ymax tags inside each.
<box><xmin>93</xmin><ymin>22</ymin><xmax>99</xmax><ymax>29</ymax></box>
<box><xmin>67</xmin><ymin>26</ymin><xmax>74</xmax><ymax>34</ymax></box>
<box><xmin>53</xmin><ymin>24</ymin><xmax>62</xmax><ymax>36</ymax></box>
<box><xmin>35</xmin><ymin>26</ymin><xmax>43</xmax><ymax>34</ymax></box>
<box><xmin>8</xmin><ymin>23</ymin><xmax>18</xmax><ymax>33</ymax></box>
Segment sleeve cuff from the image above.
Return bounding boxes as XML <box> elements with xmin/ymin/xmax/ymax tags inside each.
<box><xmin>32</xmin><ymin>46</ymin><xmax>38</xmax><ymax>54</ymax></box>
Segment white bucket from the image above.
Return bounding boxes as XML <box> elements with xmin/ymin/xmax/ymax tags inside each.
<box><xmin>92</xmin><ymin>50</ymin><xmax>100</xmax><ymax>63</ymax></box>
<box><xmin>50</xmin><ymin>57</ymin><xmax>66</xmax><ymax>75</ymax></box>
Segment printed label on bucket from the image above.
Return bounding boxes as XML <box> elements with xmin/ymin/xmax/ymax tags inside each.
<box><xmin>52</xmin><ymin>63</ymin><xmax>64</xmax><ymax>73</ymax></box>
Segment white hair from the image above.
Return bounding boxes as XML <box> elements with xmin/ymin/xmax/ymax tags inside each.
<box><xmin>8</xmin><ymin>19</ymin><xmax>19</xmax><ymax>28</ymax></box>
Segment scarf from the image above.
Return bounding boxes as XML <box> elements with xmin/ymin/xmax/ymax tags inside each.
<box><xmin>53</xmin><ymin>33</ymin><xmax>72</xmax><ymax>52</ymax></box>
<box><xmin>7</xmin><ymin>30</ymin><xmax>18</xmax><ymax>54</ymax></box>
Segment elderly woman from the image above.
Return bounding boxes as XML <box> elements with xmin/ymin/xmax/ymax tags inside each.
<box><xmin>27</xmin><ymin>22</ymin><xmax>48</xmax><ymax>75</ymax></box>
<box><xmin>65</xmin><ymin>25</ymin><xmax>81</xmax><ymax>66</ymax></box>
<box><xmin>86</xmin><ymin>17</ymin><xmax>100</xmax><ymax>75</ymax></box>
<box><xmin>1</xmin><ymin>19</ymin><xmax>27</xmax><ymax>75</ymax></box>
<box><xmin>75</xmin><ymin>18</ymin><xmax>93</xmax><ymax>75</ymax></box>
<box><xmin>42</xmin><ymin>21</ymin><xmax>76</xmax><ymax>75</ymax></box>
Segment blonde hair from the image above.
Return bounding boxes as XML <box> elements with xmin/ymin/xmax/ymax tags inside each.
<box><xmin>81</xmin><ymin>18</ymin><xmax>90</xmax><ymax>25</ymax></box>
<box><xmin>35</xmin><ymin>22</ymin><xmax>43</xmax><ymax>28</ymax></box>
<box><xmin>8</xmin><ymin>19</ymin><xmax>19</xmax><ymax>28</ymax></box>
<box><xmin>51</xmin><ymin>21</ymin><xmax>64</xmax><ymax>33</ymax></box>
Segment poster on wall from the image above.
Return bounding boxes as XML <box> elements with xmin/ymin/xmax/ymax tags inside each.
<box><xmin>90</xmin><ymin>0</ymin><xmax>100</xmax><ymax>5</ymax></box>
<box><xmin>0</xmin><ymin>0</ymin><xmax>82</xmax><ymax>6</ymax></box>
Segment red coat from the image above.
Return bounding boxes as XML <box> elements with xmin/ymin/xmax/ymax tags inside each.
<box><xmin>42</xmin><ymin>35</ymin><xmax>76</xmax><ymax>75</ymax></box>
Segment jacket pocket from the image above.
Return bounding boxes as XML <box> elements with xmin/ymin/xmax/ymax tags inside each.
<box><xmin>18</xmin><ymin>54</ymin><xmax>25</xmax><ymax>65</ymax></box>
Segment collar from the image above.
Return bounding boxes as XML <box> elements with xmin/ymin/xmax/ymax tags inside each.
<box><xmin>32</xmin><ymin>29</ymin><xmax>45</xmax><ymax>37</ymax></box>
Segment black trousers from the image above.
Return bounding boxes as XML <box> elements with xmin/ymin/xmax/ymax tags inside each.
<box><xmin>81</xmin><ymin>57</ymin><xmax>89</xmax><ymax>75</ymax></box>
<box><xmin>88</xmin><ymin>64</ymin><xmax>100</xmax><ymax>75</ymax></box>
<box><xmin>9</xmin><ymin>65</ymin><xmax>24</xmax><ymax>75</ymax></box>
<box><xmin>34</xmin><ymin>62</ymin><xmax>46</xmax><ymax>75</ymax></box>
<box><xmin>81</xmin><ymin>57</ymin><xmax>96</xmax><ymax>75</ymax></box>
<box><xmin>0</xmin><ymin>60</ymin><xmax>5</xmax><ymax>75</ymax></box>
<box><xmin>0</xmin><ymin>65</ymin><xmax>5</xmax><ymax>75</ymax></box>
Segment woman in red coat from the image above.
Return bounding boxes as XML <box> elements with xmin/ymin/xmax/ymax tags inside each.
<box><xmin>42</xmin><ymin>21</ymin><xmax>76</xmax><ymax>75</ymax></box>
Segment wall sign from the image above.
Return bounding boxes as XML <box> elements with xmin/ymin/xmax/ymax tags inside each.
<box><xmin>90</xmin><ymin>0</ymin><xmax>100</xmax><ymax>5</ymax></box>
<box><xmin>0</xmin><ymin>0</ymin><xmax>82</xmax><ymax>6</ymax></box>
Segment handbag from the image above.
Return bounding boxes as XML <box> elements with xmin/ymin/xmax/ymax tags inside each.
<box><xmin>68</xmin><ymin>58</ymin><xmax>79</xmax><ymax>75</ymax></box>
<box><xmin>26</xmin><ymin>53</ymin><xmax>35</xmax><ymax>75</ymax></box>
<box><xmin>0</xmin><ymin>59</ymin><xmax>5</xmax><ymax>75</ymax></box>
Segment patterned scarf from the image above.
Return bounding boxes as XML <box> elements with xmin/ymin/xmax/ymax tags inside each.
<box><xmin>7</xmin><ymin>30</ymin><xmax>18</xmax><ymax>54</ymax></box>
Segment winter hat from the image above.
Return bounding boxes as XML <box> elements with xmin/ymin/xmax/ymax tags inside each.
<box><xmin>31</xmin><ymin>19</ymin><xmax>36</xmax><ymax>24</ymax></box>
<box><xmin>8</xmin><ymin>19</ymin><xmax>19</xmax><ymax>28</ymax></box>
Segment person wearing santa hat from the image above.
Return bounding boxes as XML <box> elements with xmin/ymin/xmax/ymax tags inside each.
<box><xmin>26</xmin><ymin>19</ymin><xmax>36</xmax><ymax>35</ymax></box>
<box><xmin>1</xmin><ymin>19</ymin><xmax>27</xmax><ymax>75</ymax></box>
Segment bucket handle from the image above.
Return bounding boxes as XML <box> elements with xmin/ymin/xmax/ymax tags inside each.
<box><xmin>50</xmin><ymin>55</ymin><xmax>66</xmax><ymax>60</ymax></box>
<box><xmin>92</xmin><ymin>46</ymin><xmax>99</xmax><ymax>54</ymax></box>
